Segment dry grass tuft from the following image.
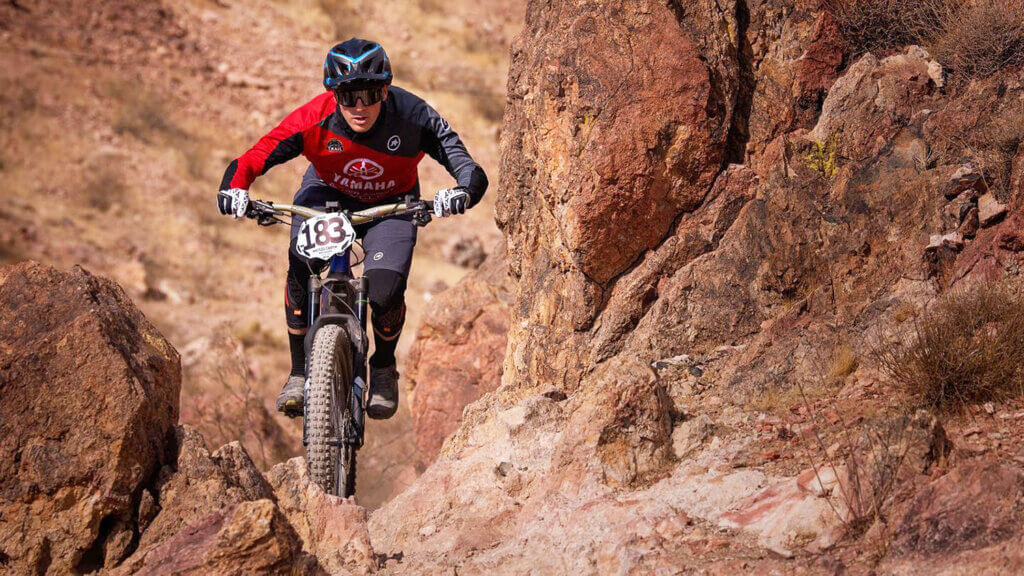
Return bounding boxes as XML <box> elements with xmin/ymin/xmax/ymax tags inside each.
<box><xmin>828</xmin><ymin>0</ymin><xmax>1024</xmax><ymax>80</ymax></box>
<box><xmin>932</xmin><ymin>0</ymin><xmax>1024</xmax><ymax>79</ymax></box>
<box><xmin>826</xmin><ymin>0</ymin><xmax>952</xmax><ymax>56</ymax></box>
<box><xmin>875</xmin><ymin>281</ymin><xmax>1024</xmax><ymax>411</ymax></box>
<box><xmin>829</xmin><ymin>344</ymin><xmax>858</xmax><ymax>380</ymax></box>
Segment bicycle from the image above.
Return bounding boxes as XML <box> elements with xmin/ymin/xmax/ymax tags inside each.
<box><xmin>232</xmin><ymin>195</ymin><xmax>433</xmax><ymax>497</ymax></box>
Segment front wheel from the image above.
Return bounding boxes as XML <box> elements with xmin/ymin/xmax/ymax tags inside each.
<box><xmin>305</xmin><ymin>324</ymin><xmax>356</xmax><ymax>496</ymax></box>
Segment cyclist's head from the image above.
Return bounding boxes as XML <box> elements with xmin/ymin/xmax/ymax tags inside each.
<box><xmin>324</xmin><ymin>38</ymin><xmax>392</xmax><ymax>133</ymax></box>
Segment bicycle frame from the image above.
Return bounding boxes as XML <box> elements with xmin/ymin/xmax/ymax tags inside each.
<box><xmin>244</xmin><ymin>198</ymin><xmax>431</xmax><ymax>451</ymax></box>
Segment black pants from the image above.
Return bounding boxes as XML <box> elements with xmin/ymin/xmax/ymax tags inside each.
<box><xmin>285</xmin><ymin>166</ymin><xmax>415</xmax><ymax>366</ymax></box>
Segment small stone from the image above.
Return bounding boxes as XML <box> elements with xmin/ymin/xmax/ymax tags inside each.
<box><xmin>138</xmin><ymin>489</ymin><xmax>159</xmax><ymax>531</ymax></box>
<box><xmin>978</xmin><ymin>194</ymin><xmax>1008</xmax><ymax>227</ymax></box>
<box><xmin>496</xmin><ymin>461</ymin><xmax>513</xmax><ymax>477</ymax></box>
<box><xmin>927</xmin><ymin>232</ymin><xmax>964</xmax><ymax>252</ymax></box>
<box><xmin>672</xmin><ymin>414</ymin><xmax>715</xmax><ymax>458</ymax></box>
<box><xmin>419</xmin><ymin>524</ymin><xmax>436</xmax><ymax>537</ymax></box>
<box><xmin>927</xmin><ymin>60</ymin><xmax>944</xmax><ymax>88</ymax></box>
<box><xmin>943</xmin><ymin>163</ymin><xmax>989</xmax><ymax>199</ymax></box>
<box><xmin>983</xmin><ymin>402</ymin><xmax>996</xmax><ymax>415</ymax></box>
<box><xmin>958</xmin><ymin>205</ymin><xmax>979</xmax><ymax>239</ymax></box>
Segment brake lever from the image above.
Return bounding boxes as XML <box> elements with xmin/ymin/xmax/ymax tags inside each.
<box><xmin>409</xmin><ymin>201</ymin><xmax>432</xmax><ymax>227</ymax></box>
<box><xmin>256</xmin><ymin>213</ymin><xmax>280</xmax><ymax>226</ymax></box>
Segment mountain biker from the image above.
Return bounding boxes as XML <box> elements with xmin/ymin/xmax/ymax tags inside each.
<box><xmin>217</xmin><ymin>38</ymin><xmax>488</xmax><ymax>420</ymax></box>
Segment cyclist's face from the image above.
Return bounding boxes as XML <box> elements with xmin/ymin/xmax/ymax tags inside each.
<box><xmin>338</xmin><ymin>86</ymin><xmax>387</xmax><ymax>133</ymax></box>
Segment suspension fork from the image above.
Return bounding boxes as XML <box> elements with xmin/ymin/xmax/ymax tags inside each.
<box><xmin>350</xmin><ymin>276</ymin><xmax>370</xmax><ymax>447</ymax></box>
<box><xmin>308</xmin><ymin>276</ymin><xmax>324</xmax><ymax>329</ymax></box>
<box><xmin>302</xmin><ymin>276</ymin><xmax>324</xmax><ymax>447</ymax></box>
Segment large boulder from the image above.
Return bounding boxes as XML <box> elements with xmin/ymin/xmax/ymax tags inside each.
<box><xmin>0</xmin><ymin>262</ymin><xmax>180</xmax><ymax>574</ymax></box>
<box><xmin>267</xmin><ymin>458</ymin><xmax>376</xmax><ymax>575</ymax></box>
<box><xmin>135</xmin><ymin>426</ymin><xmax>276</xmax><ymax>550</ymax></box>
<box><xmin>120</xmin><ymin>433</ymin><xmax>375</xmax><ymax>575</ymax></box>
<box><xmin>109</xmin><ymin>499</ymin><xmax>315</xmax><ymax>576</ymax></box>
<box><xmin>495</xmin><ymin>0</ymin><xmax>740</xmax><ymax>392</ymax></box>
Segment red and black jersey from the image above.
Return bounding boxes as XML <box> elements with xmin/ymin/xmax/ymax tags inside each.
<box><xmin>220</xmin><ymin>86</ymin><xmax>487</xmax><ymax>205</ymax></box>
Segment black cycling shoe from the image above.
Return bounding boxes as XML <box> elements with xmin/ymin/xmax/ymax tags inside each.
<box><xmin>276</xmin><ymin>374</ymin><xmax>305</xmax><ymax>418</ymax></box>
<box><xmin>367</xmin><ymin>364</ymin><xmax>399</xmax><ymax>420</ymax></box>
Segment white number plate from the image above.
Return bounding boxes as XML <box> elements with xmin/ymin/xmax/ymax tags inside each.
<box><xmin>295</xmin><ymin>213</ymin><xmax>356</xmax><ymax>260</ymax></box>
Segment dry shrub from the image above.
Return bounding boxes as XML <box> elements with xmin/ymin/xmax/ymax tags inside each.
<box><xmin>932</xmin><ymin>0</ymin><xmax>1024</xmax><ymax>79</ymax></box>
<box><xmin>102</xmin><ymin>80</ymin><xmax>182</xmax><ymax>143</ymax></box>
<box><xmin>83</xmin><ymin>161</ymin><xmax>126</xmax><ymax>212</ymax></box>
<box><xmin>829</xmin><ymin>344</ymin><xmax>858</xmax><ymax>380</ymax></box>
<box><xmin>875</xmin><ymin>281</ymin><xmax>1024</xmax><ymax>410</ymax></box>
<box><xmin>826</xmin><ymin>0</ymin><xmax>952</xmax><ymax>55</ymax></box>
<box><xmin>829</xmin><ymin>0</ymin><xmax>1024</xmax><ymax>80</ymax></box>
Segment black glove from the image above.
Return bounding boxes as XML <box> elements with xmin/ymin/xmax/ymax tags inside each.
<box><xmin>433</xmin><ymin>187</ymin><xmax>470</xmax><ymax>217</ymax></box>
<box><xmin>217</xmin><ymin>188</ymin><xmax>249</xmax><ymax>218</ymax></box>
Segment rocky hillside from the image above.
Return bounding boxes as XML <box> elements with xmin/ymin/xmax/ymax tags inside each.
<box><xmin>390</xmin><ymin>0</ymin><xmax>1024</xmax><ymax>573</ymax></box>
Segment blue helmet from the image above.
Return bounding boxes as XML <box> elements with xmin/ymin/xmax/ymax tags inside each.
<box><xmin>323</xmin><ymin>38</ymin><xmax>393</xmax><ymax>91</ymax></box>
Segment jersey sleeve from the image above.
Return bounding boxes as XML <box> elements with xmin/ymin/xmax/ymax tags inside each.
<box><xmin>416</xmin><ymin>100</ymin><xmax>489</xmax><ymax>207</ymax></box>
<box><xmin>219</xmin><ymin>96</ymin><xmax>326</xmax><ymax>191</ymax></box>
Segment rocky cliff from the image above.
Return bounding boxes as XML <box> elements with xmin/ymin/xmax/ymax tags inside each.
<box><xmin>392</xmin><ymin>0</ymin><xmax>1024</xmax><ymax>573</ymax></box>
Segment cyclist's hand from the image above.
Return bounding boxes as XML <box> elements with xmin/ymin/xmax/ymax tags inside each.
<box><xmin>217</xmin><ymin>188</ymin><xmax>250</xmax><ymax>219</ymax></box>
<box><xmin>433</xmin><ymin>187</ymin><xmax>470</xmax><ymax>218</ymax></box>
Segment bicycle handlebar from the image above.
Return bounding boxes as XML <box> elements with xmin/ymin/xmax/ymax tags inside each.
<box><xmin>246</xmin><ymin>199</ymin><xmax>434</xmax><ymax>226</ymax></box>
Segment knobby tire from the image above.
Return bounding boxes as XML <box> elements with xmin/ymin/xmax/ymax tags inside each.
<box><xmin>306</xmin><ymin>324</ymin><xmax>356</xmax><ymax>496</ymax></box>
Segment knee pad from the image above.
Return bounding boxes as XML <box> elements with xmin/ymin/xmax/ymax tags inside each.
<box><xmin>365</xmin><ymin>269</ymin><xmax>407</xmax><ymax>338</ymax></box>
<box><xmin>285</xmin><ymin>248</ymin><xmax>312</xmax><ymax>330</ymax></box>
<box><xmin>365</xmin><ymin>268</ymin><xmax>407</xmax><ymax>312</ymax></box>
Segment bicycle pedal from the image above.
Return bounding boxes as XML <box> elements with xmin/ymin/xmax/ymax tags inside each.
<box><xmin>282</xmin><ymin>400</ymin><xmax>304</xmax><ymax>419</ymax></box>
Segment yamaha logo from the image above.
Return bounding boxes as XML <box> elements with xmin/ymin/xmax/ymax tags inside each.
<box><xmin>387</xmin><ymin>135</ymin><xmax>401</xmax><ymax>151</ymax></box>
<box><xmin>327</xmin><ymin>138</ymin><xmax>344</xmax><ymax>152</ymax></box>
<box><xmin>343</xmin><ymin>158</ymin><xmax>384</xmax><ymax>180</ymax></box>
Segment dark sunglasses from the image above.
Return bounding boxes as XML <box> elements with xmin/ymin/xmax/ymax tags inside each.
<box><xmin>334</xmin><ymin>86</ymin><xmax>386</xmax><ymax>107</ymax></box>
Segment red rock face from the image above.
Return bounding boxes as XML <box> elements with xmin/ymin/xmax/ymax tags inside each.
<box><xmin>0</xmin><ymin>262</ymin><xmax>180</xmax><ymax>574</ymax></box>
<box><xmin>893</xmin><ymin>459</ymin><xmax>1024</xmax><ymax>557</ymax></box>
<box><xmin>494</xmin><ymin>0</ymin><xmax>740</xmax><ymax>391</ymax></box>
<box><xmin>407</xmin><ymin>250</ymin><xmax>511</xmax><ymax>465</ymax></box>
